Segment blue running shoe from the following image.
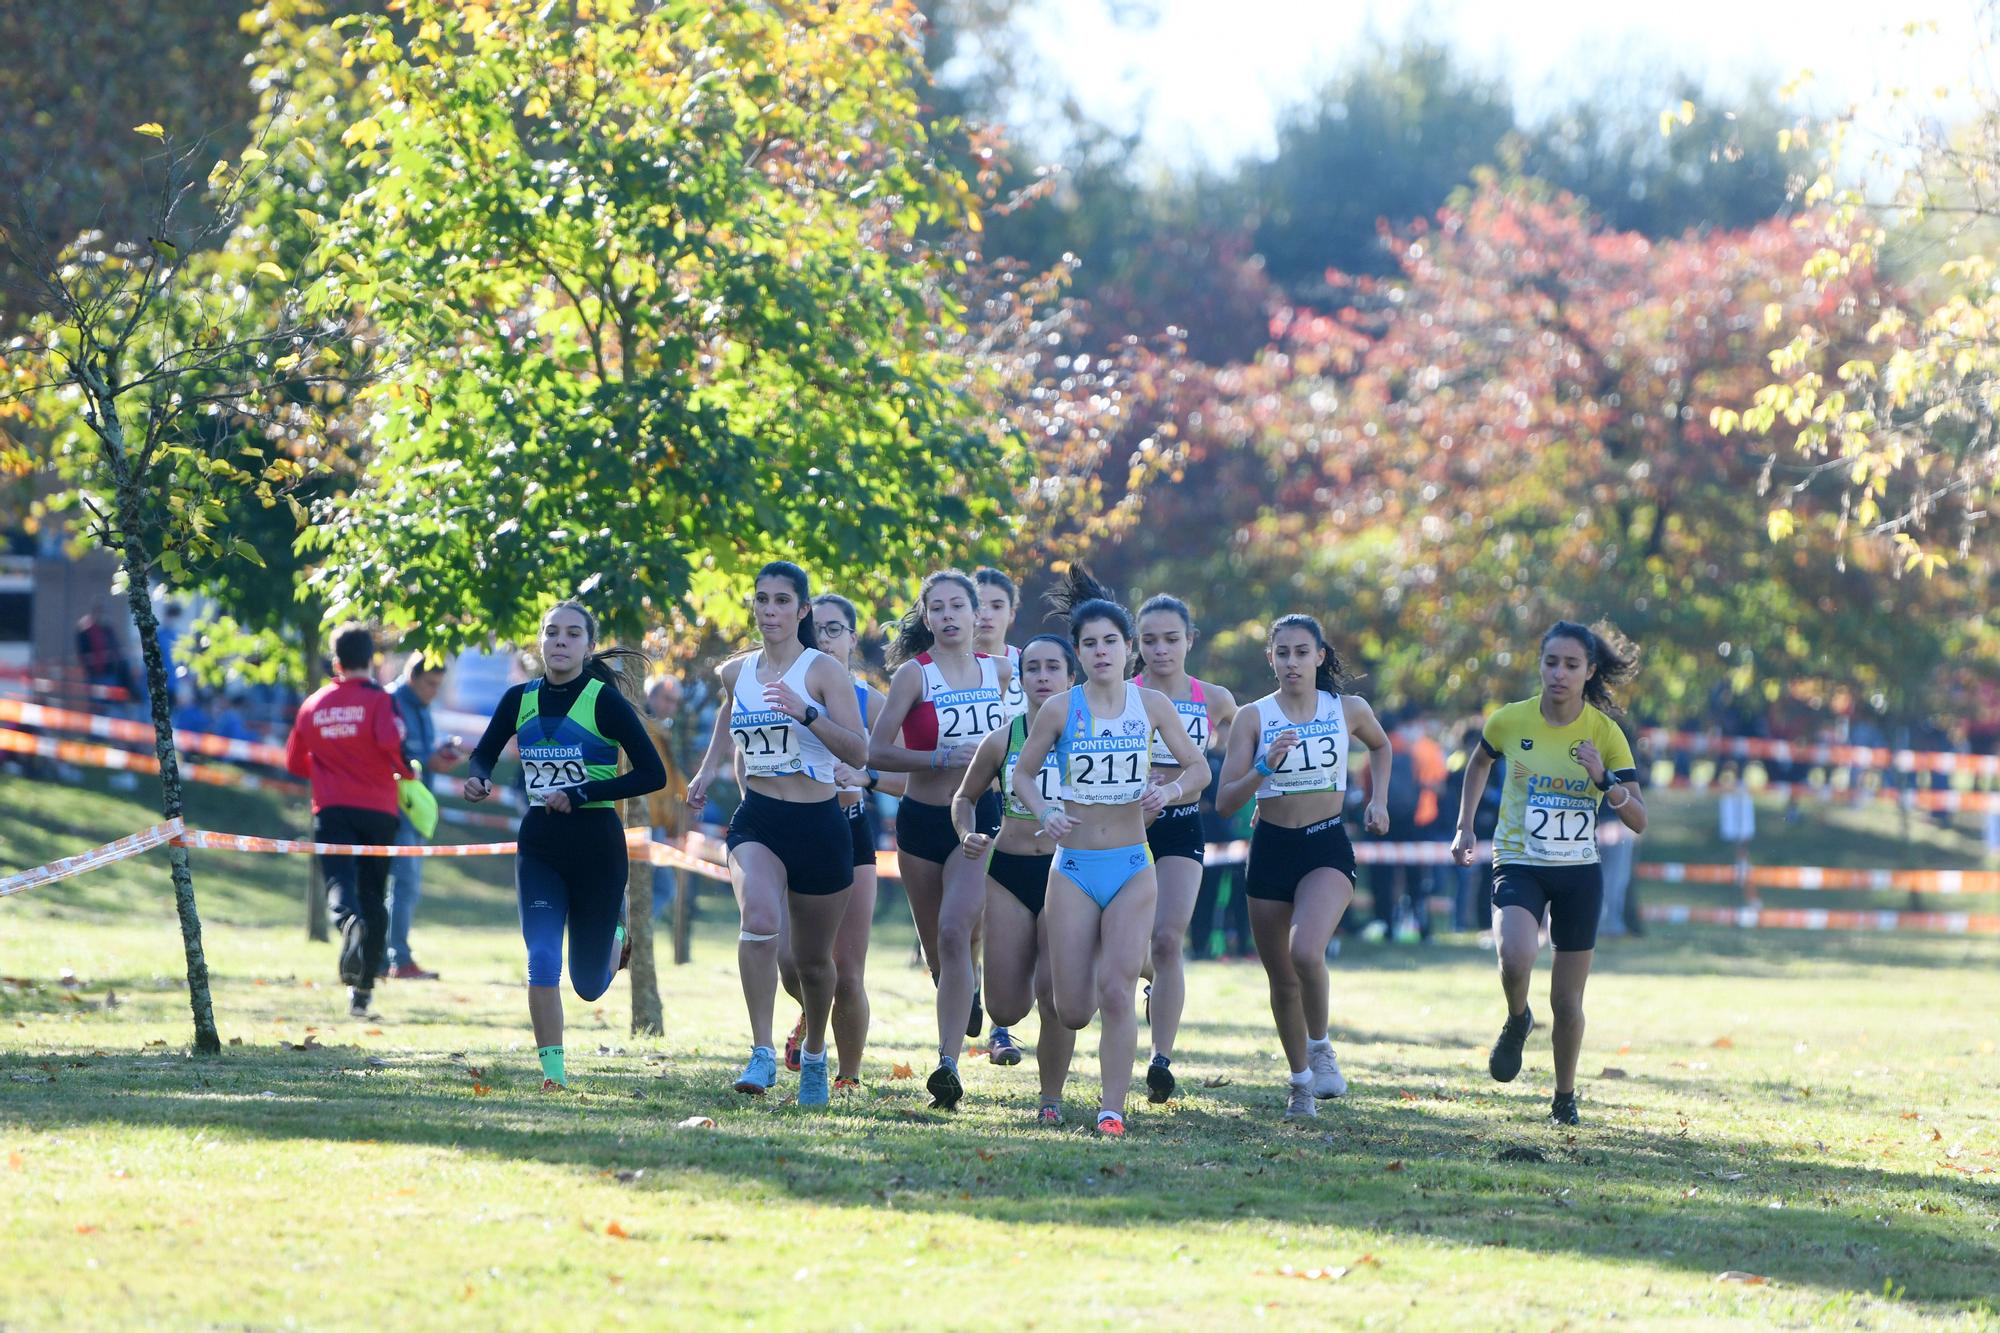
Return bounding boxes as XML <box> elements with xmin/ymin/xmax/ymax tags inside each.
<box><xmin>734</xmin><ymin>1046</ymin><xmax>778</xmax><ymax>1096</ymax></box>
<box><xmin>989</xmin><ymin>1027</ymin><xmax>1023</xmax><ymax>1067</ymax></box>
<box><xmin>798</xmin><ymin>1056</ymin><xmax>830</xmax><ymax>1107</ymax></box>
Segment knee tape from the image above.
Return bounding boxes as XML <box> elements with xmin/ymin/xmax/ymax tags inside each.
<box><xmin>739</xmin><ymin>930</ymin><xmax>778</xmax><ymax>943</ymax></box>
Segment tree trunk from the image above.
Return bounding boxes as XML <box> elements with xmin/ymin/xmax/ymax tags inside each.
<box><xmin>672</xmin><ymin>848</ymin><xmax>693</xmax><ymax>965</ymax></box>
<box><xmin>123</xmin><ymin>558</ymin><xmax>222</xmax><ymax>1054</ymax></box>
<box><xmin>297</xmin><ymin>608</ymin><xmax>328</xmax><ymax>940</ymax></box>
<box><xmin>622</xmin><ymin>798</ymin><xmax>663</xmax><ymax>1036</ymax></box>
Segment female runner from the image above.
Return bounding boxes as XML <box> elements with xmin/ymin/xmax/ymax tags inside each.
<box><xmin>973</xmin><ymin>565</ymin><xmax>1027</xmax><ymax>1060</ymax></box>
<box><xmin>773</xmin><ymin>593</ymin><xmax>907</xmax><ymax>1088</ymax></box>
<box><xmin>1134</xmin><ymin>593</ymin><xmax>1239</xmax><ymax>1103</ymax></box>
<box><xmin>1010</xmin><ymin>568</ymin><xmax>1208</xmax><ymax>1136</ymax></box>
<box><xmin>951</xmin><ymin>633</ymin><xmax>1083</xmax><ymax>1124</ymax></box>
<box><xmin>1215</xmin><ymin>615</ymin><xmax>1391</xmax><ymax>1120</ymax></box>
<box><xmin>463</xmin><ymin>602</ymin><xmax>667</xmax><ymax>1091</ymax></box>
<box><xmin>866</xmin><ymin>570</ymin><xmax>1012</xmax><ymax>1108</ymax></box>
<box><xmin>1451</xmin><ymin>620</ymin><xmax>1645</xmax><ymax>1126</ymax></box>
<box><xmin>687</xmin><ymin>562</ymin><xmax>869</xmax><ymax>1108</ymax></box>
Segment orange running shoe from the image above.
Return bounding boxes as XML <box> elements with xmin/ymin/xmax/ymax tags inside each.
<box><xmin>1095</xmin><ymin>1111</ymin><xmax>1125</xmax><ymax>1137</ymax></box>
<box><xmin>783</xmin><ymin>1014</ymin><xmax>806</xmax><ymax>1072</ymax></box>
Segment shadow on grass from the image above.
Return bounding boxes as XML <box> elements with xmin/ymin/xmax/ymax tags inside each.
<box><xmin>4</xmin><ymin>1044</ymin><xmax>1995</xmax><ymax>1308</ymax></box>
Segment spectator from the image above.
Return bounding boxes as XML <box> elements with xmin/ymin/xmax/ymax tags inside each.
<box><xmin>286</xmin><ymin>624</ymin><xmax>415</xmax><ymax>1019</ymax></box>
<box><xmin>1368</xmin><ymin>713</ymin><xmax>1442</xmax><ymax>942</ymax></box>
<box><xmin>74</xmin><ymin>602</ymin><xmax>138</xmax><ymax>709</ymax></box>
<box><xmin>1718</xmin><ymin>763</ymin><xmax>1756</xmax><ymax>906</ymax></box>
<box><xmin>386</xmin><ymin>655</ymin><xmax>464</xmax><ymax>980</ymax></box>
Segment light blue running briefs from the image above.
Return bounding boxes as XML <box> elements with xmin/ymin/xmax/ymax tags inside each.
<box><xmin>1052</xmin><ymin>843</ymin><xmax>1153</xmax><ymax>909</ymax></box>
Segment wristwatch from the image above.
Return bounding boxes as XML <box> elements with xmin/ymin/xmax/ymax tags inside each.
<box><xmin>1592</xmin><ymin>770</ymin><xmax>1614</xmax><ymax>791</ymax></box>
<box><xmin>800</xmin><ymin>704</ymin><xmax>820</xmax><ymax>727</ymax></box>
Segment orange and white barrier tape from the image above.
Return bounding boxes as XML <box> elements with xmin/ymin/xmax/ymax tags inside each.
<box><xmin>0</xmin><ymin>818</ymin><xmax>184</xmax><ymax>899</ymax></box>
<box><xmin>172</xmin><ymin>829</ymin><xmax>524</xmax><ymax>858</ymax></box>
<box><xmin>1637</xmin><ymin>862</ymin><xmax>2000</xmax><ymax>895</ymax></box>
<box><xmin>1642</xmin><ymin>903</ymin><xmax>2000</xmax><ymax>935</ymax></box>
<box><xmin>0</xmin><ymin>671</ymin><xmax>134</xmax><ymax>705</ymax></box>
<box><xmin>0</xmin><ymin>725</ymin><xmax>308</xmax><ymax>794</ymax></box>
<box><xmin>1640</xmin><ymin>728</ymin><xmax>2000</xmax><ymax>779</ymax></box>
<box><xmin>1643</xmin><ymin>775</ymin><xmax>2000</xmax><ymax>813</ymax></box>
<box><xmin>0</xmin><ymin>698</ymin><xmax>288</xmax><ymax>767</ymax></box>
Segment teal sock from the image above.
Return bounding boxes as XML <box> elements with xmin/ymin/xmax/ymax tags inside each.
<box><xmin>538</xmin><ymin>1045</ymin><xmax>566</xmax><ymax>1086</ymax></box>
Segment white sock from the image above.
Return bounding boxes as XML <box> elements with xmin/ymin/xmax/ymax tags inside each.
<box><xmin>1289</xmin><ymin>1068</ymin><xmax>1312</xmax><ymax>1085</ymax></box>
<box><xmin>801</xmin><ymin>1046</ymin><xmax>826</xmax><ymax>1064</ymax></box>
<box><xmin>1308</xmin><ymin>1035</ymin><xmax>1332</xmax><ymax>1053</ymax></box>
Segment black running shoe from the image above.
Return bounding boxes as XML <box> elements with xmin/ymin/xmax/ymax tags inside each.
<box><xmin>337</xmin><ymin>915</ymin><xmax>367</xmax><ymax>987</ymax></box>
<box><xmin>1488</xmin><ymin>1007</ymin><xmax>1534</xmax><ymax>1083</ymax></box>
<box><xmin>1145</xmin><ymin>1054</ymin><xmax>1176</xmax><ymax>1104</ymax></box>
<box><xmin>1550</xmin><ymin>1090</ymin><xmax>1581</xmax><ymax>1126</ymax></box>
<box><xmin>927</xmin><ymin>1059</ymin><xmax>963</xmax><ymax>1111</ymax></box>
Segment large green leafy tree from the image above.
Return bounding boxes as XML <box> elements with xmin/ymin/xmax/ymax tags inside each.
<box><xmin>309</xmin><ymin>0</ymin><xmax>1014</xmax><ymax>646</ymax></box>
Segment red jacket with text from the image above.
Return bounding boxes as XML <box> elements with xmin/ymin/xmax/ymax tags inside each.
<box><xmin>285</xmin><ymin>675</ymin><xmax>412</xmax><ymax>815</ymax></box>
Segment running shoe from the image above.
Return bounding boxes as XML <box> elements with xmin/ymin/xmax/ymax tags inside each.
<box><xmin>1095</xmin><ymin>1111</ymin><xmax>1126</xmax><ymax>1137</ymax></box>
<box><xmin>1036</xmin><ymin>1103</ymin><xmax>1064</xmax><ymax>1127</ymax></box>
<box><xmin>1145</xmin><ymin>1053</ymin><xmax>1176</xmax><ymax>1104</ymax></box>
<box><xmin>1309</xmin><ymin>1044</ymin><xmax>1349</xmax><ymax>1099</ymax></box>
<box><xmin>1550</xmin><ymin>1091</ymin><xmax>1581</xmax><ymax>1126</ymax></box>
<box><xmin>733</xmin><ymin>1047</ymin><xmax>778</xmax><ymax>1096</ymax></box>
<box><xmin>833</xmin><ymin>1076</ymin><xmax>861</xmax><ymax>1094</ymax></box>
<box><xmin>337</xmin><ymin>916</ymin><xmax>367</xmax><ymax>987</ymax></box>
<box><xmin>797</xmin><ymin>1058</ymin><xmax>830</xmax><ymax>1108</ymax></box>
<box><xmin>927</xmin><ymin>1058</ymin><xmax>963</xmax><ymax>1110</ymax></box>
<box><xmin>989</xmin><ymin>1027</ymin><xmax>1023</xmax><ymax>1066</ymax></box>
<box><xmin>347</xmin><ymin>988</ymin><xmax>378</xmax><ymax>1021</ymax></box>
<box><xmin>1488</xmin><ymin>1007</ymin><xmax>1535</xmax><ymax>1083</ymax></box>
<box><xmin>783</xmin><ymin>1014</ymin><xmax>806</xmax><ymax>1072</ymax></box>
<box><xmin>388</xmin><ymin>961</ymin><xmax>439</xmax><ymax>981</ymax></box>
<box><xmin>540</xmin><ymin>1078</ymin><xmax>567</xmax><ymax>1094</ymax></box>
<box><xmin>1284</xmin><ymin>1081</ymin><xmax>1317</xmax><ymax>1120</ymax></box>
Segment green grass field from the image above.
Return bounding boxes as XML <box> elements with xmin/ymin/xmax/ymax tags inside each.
<box><xmin>3</xmin><ymin>773</ymin><xmax>1999</xmax><ymax>1330</ymax></box>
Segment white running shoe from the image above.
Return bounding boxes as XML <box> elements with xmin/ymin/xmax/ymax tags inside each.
<box><xmin>1309</xmin><ymin>1044</ymin><xmax>1348</xmax><ymax>1099</ymax></box>
<box><xmin>1284</xmin><ymin>1081</ymin><xmax>1317</xmax><ymax>1119</ymax></box>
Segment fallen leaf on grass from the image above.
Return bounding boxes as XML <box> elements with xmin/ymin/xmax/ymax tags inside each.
<box><xmin>1099</xmin><ymin>1164</ymin><xmax>1127</xmax><ymax>1178</ymax></box>
<box><xmin>1900</xmin><ymin>1111</ymin><xmax>1920</xmax><ymax>1120</ymax></box>
<box><xmin>676</xmin><ymin>1116</ymin><xmax>716</xmax><ymax>1130</ymax></box>
<box><xmin>1599</xmin><ymin>1067</ymin><xmax>1629</xmax><ymax>1079</ymax></box>
<box><xmin>464</xmin><ymin>1067</ymin><xmax>485</xmax><ymax>1080</ymax></box>
<box><xmin>976</xmin><ymin>1148</ymin><xmax>996</xmax><ymax>1162</ymax></box>
<box><xmin>1930</xmin><ymin>1129</ymin><xmax>1943</xmax><ymax>1143</ymax></box>
<box><xmin>1270</xmin><ymin>1265</ymin><xmax>1348</xmax><ymax>1281</ymax></box>
<box><xmin>1201</xmin><ymin>1074</ymin><xmax>1231</xmax><ymax>1089</ymax></box>
<box><xmin>460</xmin><ymin>1286</ymin><xmax>475</xmax><ymax>1302</ymax></box>
<box><xmin>228</xmin><ymin>1038</ymin><xmax>242</xmax><ymax>1047</ymax></box>
<box><xmin>365</xmin><ymin>1028</ymin><xmax>384</xmax><ymax>1037</ymax></box>
<box><xmin>1398</xmin><ymin>1090</ymin><xmax>1418</xmax><ymax>1101</ymax></box>
<box><xmin>604</xmin><ymin>1221</ymin><xmax>632</xmax><ymax>1239</ymax></box>
<box><xmin>74</xmin><ymin>1224</ymin><xmax>97</xmax><ymax>1235</ymax></box>
<box><xmin>58</xmin><ymin>968</ymin><xmax>80</xmax><ymax>988</ymax></box>
<box><xmin>7</xmin><ymin>1152</ymin><xmax>21</xmax><ymax>1171</ymax></box>
<box><xmin>1716</xmin><ymin>1271</ymin><xmax>1769</xmax><ymax>1285</ymax></box>
<box><xmin>471</xmin><ymin>1083</ymin><xmax>491</xmax><ymax>1096</ymax></box>
<box><xmin>1710</xmin><ymin>1036</ymin><xmax>1734</xmax><ymax>1049</ymax></box>
<box><xmin>1384</xmin><ymin>1161</ymin><xmax>1405</xmax><ymax>1172</ymax></box>
<box><xmin>889</xmin><ymin>1062</ymin><xmax>914</xmax><ymax>1080</ymax></box>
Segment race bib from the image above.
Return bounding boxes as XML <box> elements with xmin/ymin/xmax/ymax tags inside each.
<box><xmin>732</xmin><ymin>709</ymin><xmax>803</xmax><ymax>777</ymax></box>
<box><xmin>935</xmin><ymin>688</ymin><xmax>1005</xmax><ymax>746</ymax></box>
<box><xmin>1264</xmin><ymin>719</ymin><xmax>1346</xmax><ymax>793</ymax></box>
<box><xmin>1005</xmin><ymin>750</ymin><xmax>1063</xmax><ymax>813</ymax></box>
<box><xmin>1149</xmin><ymin>699</ymin><xmax>1209</xmax><ymax>764</ymax></box>
<box><xmin>521</xmin><ymin>745</ymin><xmax>589</xmax><ymax>804</ymax></box>
<box><xmin>1066</xmin><ymin>737</ymin><xmax>1150</xmax><ymax>805</ymax></box>
<box><xmin>1524</xmin><ymin>776</ymin><xmax>1599</xmax><ymax>861</ymax></box>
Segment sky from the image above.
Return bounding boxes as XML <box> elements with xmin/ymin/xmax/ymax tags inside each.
<box><xmin>1004</xmin><ymin>0</ymin><xmax>1996</xmax><ymax>170</ymax></box>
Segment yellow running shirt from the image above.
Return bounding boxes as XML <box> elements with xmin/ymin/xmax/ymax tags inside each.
<box><xmin>1479</xmin><ymin>697</ymin><xmax>1636</xmax><ymax>867</ymax></box>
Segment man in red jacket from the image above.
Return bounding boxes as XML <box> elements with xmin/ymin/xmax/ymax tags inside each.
<box><xmin>287</xmin><ymin>623</ymin><xmax>414</xmax><ymax>1019</ymax></box>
